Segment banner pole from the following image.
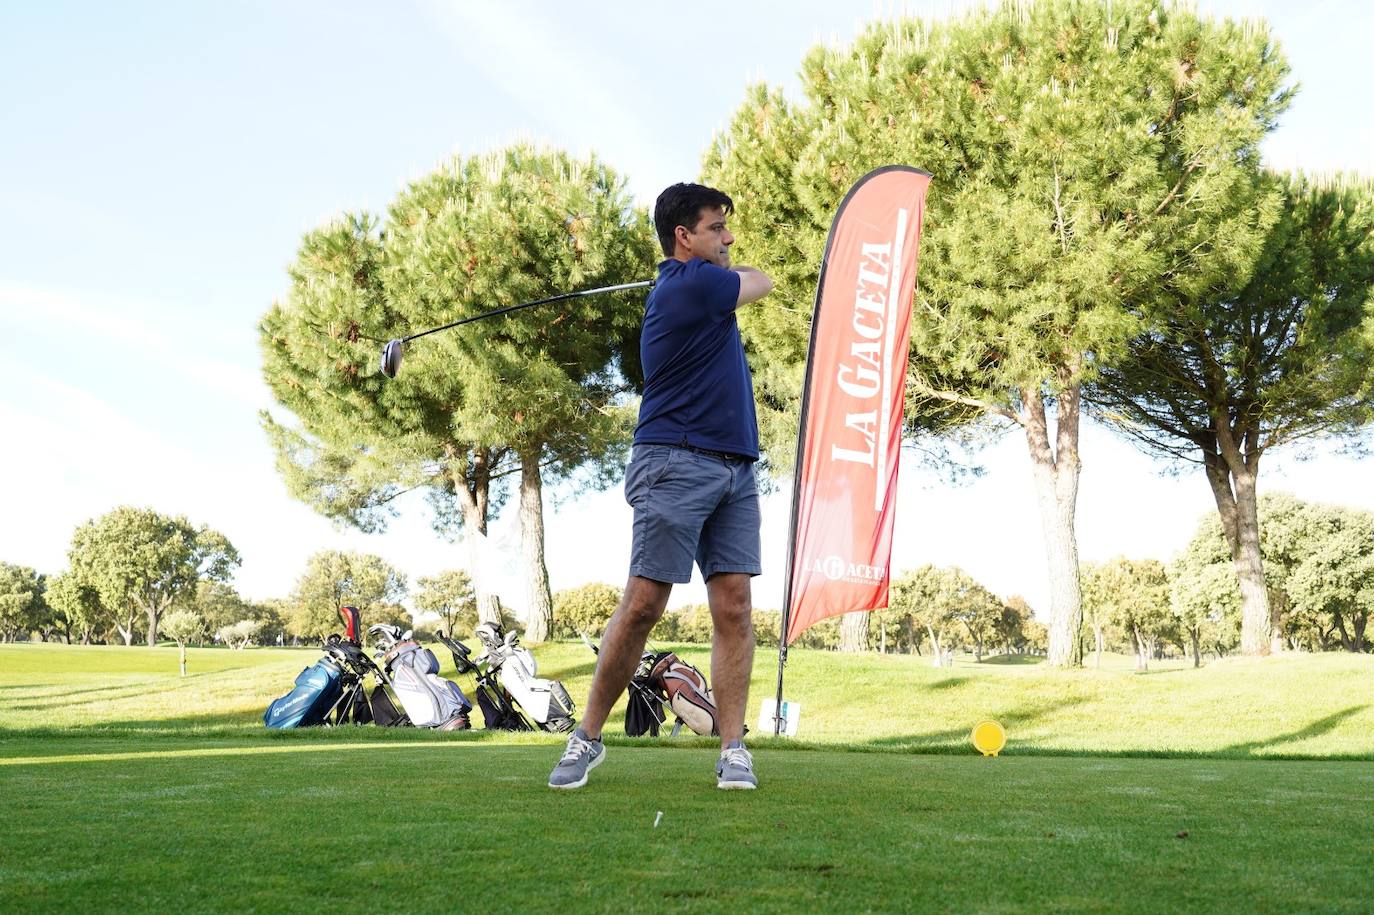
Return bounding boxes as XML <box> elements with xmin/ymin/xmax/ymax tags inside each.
<box><xmin>773</xmin><ymin>242</ymin><xmax>832</xmax><ymax>737</ymax></box>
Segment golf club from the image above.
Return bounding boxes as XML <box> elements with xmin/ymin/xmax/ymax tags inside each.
<box><xmin>379</xmin><ymin>279</ymin><xmax>654</xmax><ymax>378</ymax></box>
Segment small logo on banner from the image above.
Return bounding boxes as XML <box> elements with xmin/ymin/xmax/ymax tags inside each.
<box><xmin>809</xmin><ymin>555</ymin><xmax>886</xmax><ymax>585</ymax></box>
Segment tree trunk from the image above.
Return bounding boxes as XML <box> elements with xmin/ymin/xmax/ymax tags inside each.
<box><xmin>518</xmin><ymin>449</ymin><xmax>553</xmax><ymax>643</ymax></box>
<box><xmin>1023</xmin><ymin>382</ymin><xmax>1083</xmax><ymax>668</ymax></box>
<box><xmin>925</xmin><ymin>624</ymin><xmax>942</xmax><ymax>668</ymax></box>
<box><xmin>879</xmin><ymin>623</ymin><xmax>887</xmax><ymax>654</ymax></box>
<box><xmin>144</xmin><ymin>596</ymin><xmax>170</xmax><ymax>647</ymax></box>
<box><xmin>179</xmin><ymin>644</ymin><xmax>187</xmax><ymax>677</ymax></box>
<box><xmin>1190</xmin><ymin>628</ymin><xmax>1201</xmax><ymax>668</ymax></box>
<box><xmin>1333</xmin><ymin>613</ymin><xmax>1355</xmax><ymax>653</ymax></box>
<box><xmin>839</xmin><ymin>611</ymin><xmax>870</xmax><ymax>652</ymax></box>
<box><xmin>1093</xmin><ymin>625</ymin><xmax>1104</xmax><ymax>669</ymax></box>
<box><xmin>1133</xmin><ymin>627</ymin><xmax>1148</xmax><ymax>671</ymax></box>
<box><xmin>1203</xmin><ymin>430</ymin><xmax>1271</xmax><ymax>655</ymax></box>
<box><xmin>449</xmin><ymin>448</ymin><xmax>502</xmax><ymax>625</ymax></box>
<box><xmin>116</xmin><ymin>618</ymin><xmax>135</xmax><ymax>646</ymax></box>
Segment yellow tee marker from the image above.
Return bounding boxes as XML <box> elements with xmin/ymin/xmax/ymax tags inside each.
<box><xmin>971</xmin><ymin>719</ymin><xmax>1006</xmax><ymax>756</ymax></box>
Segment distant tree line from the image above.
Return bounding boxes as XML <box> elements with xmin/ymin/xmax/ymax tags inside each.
<box><xmin>5</xmin><ymin>493</ymin><xmax>1368</xmax><ymax>667</ymax></box>
<box><xmin>0</xmin><ymin>506</ymin><xmax>502</xmax><ymax>648</ymax></box>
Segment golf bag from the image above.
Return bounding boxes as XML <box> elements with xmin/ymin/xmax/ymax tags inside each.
<box><xmin>264</xmin><ymin>655</ymin><xmax>343</xmax><ymax>728</ymax></box>
<box><xmin>624</xmin><ymin>651</ymin><xmax>667</xmax><ymax>737</ymax></box>
<box><xmin>436</xmin><ymin>629</ymin><xmax>533</xmax><ymax>731</ymax></box>
<box><xmin>578</xmin><ymin>636</ymin><xmax>718</xmax><ymax>738</ymax></box>
<box><xmin>264</xmin><ymin>607</ymin><xmax>409</xmax><ymax>729</ymax></box>
<box><xmin>580</xmin><ymin>635</ymin><xmax>666</xmax><ymax>737</ymax></box>
<box><xmin>369</xmin><ymin>625</ymin><xmax>471</xmax><ymax>731</ymax></box>
<box><xmin>321</xmin><ymin>635</ymin><xmax>410</xmax><ymax>726</ymax></box>
<box><xmin>473</xmin><ymin>622</ymin><xmax>576</xmax><ymax>733</ymax></box>
<box><xmin>648</xmin><ymin>652</ymin><xmax>718</xmax><ymax>737</ymax></box>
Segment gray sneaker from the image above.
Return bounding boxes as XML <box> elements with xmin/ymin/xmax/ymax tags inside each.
<box><xmin>716</xmin><ymin>740</ymin><xmax>757</xmax><ymax>790</ymax></box>
<box><xmin>548</xmin><ymin>728</ymin><xmax>605</xmax><ymax>789</ymax></box>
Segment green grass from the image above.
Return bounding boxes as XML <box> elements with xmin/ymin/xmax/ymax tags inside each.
<box><xmin>4</xmin><ymin>642</ymin><xmax>1372</xmax><ymax>759</ymax></box>
<box><xmin>3</xmin><ymin>738</ymin><xmax>1371</xmax><ymax>912</ymax></box>
<box><xmin>3</xmin><ymin>642</ymin><xmax>1373</xmax><ymax>911</ymax></box>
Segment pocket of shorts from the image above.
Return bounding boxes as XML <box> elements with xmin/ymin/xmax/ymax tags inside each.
<box><xmin>643</xmin><ymin>447</ymin><xmax>677</xmax><ymax>489</ymax></box>
<box><xmin>626</xmin><ymin>446</ymin><xmax>675</xmax><ymax>504</ymax></box>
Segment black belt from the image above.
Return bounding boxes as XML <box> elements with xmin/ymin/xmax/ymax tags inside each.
<box><xmin>679</xmin><ymin>443</ymin><xmax>748</xmax><ymax>462</ymax></box>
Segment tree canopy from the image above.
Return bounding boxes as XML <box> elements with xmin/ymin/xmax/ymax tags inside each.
<box><xmin>1092</xmin><ymin>173</ymin><xmax>1374</xmax><ymax>654</ymax></box>
<box><xmin>0</xmin><ymin>563</ymin><xmax>46</xmax><ymax>642</ymax></box>
<box><xmin>1081</xmin><ymin>557</ymin><xmax>1173</xmax><ymax>669</ymax></box>
<box><xmin>552</xmin><ymin>582</ymin><xmax>621</xmax><ymax>639</ymax></box>
<box><xmin>260</xmin><ymin>143</ymin><xmax>655</xmax><ymax>631</ymax></box>
<box><xmin>413</xmin><ymin>569</ymin><xmax>479</xmax><ymax>637</ymax></box>
<box><xmin>288</xmin><ymin>550</ymin><xmax>406</xmax><ymax>640</ymax></box>
<box><xmin>703</xmin><ymin>0</ymin><xmax>1293</xmax><ymax>666</ymax></box>
<box><xmin>889</xmin><ymin>564</ymin><xmax>1001</xmax><ymax>666</ymax></box>
<box><xmin>1171</xmin><ymin>494</ymin><xmax>1374</xmax><ymax>654</ymax></box>
<box><xmin>64</xmin><ymin>507</ymin><xmax>238</xmax><ymax>646</ymax></box>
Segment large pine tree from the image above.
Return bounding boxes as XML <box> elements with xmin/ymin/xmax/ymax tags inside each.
<box><xmin>704</xmin><ymin>1</ymin><xmax>1291</xmax><ymax>663</ymax></box>
<box><xmin>260</xmin><ymin>144</ymin><xmax>656</xmax><ymax>637</ymax></box>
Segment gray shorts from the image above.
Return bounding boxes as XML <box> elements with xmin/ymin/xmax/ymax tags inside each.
<box><xmin>624</xmin><ymin>444</ymin><xmax>762</xmax><ymax>584</ymax></box>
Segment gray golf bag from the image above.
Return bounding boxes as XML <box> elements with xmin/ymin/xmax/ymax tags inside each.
<box><xmin>369</xmin><ymin>625</ymin><xmax>471</xmax><ymax>730</ymax></box>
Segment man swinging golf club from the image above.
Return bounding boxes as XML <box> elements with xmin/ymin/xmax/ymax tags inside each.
<box><xmin>549</xmin><ymin>183</ymin><xmax>774</xmax><ymax>790</ymax></box>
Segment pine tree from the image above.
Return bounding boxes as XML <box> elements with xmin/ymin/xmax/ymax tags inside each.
<box><xmin>703</xmin><ymin>0</ymin><xmax>1292</xmax><ymax>663</ymax></box>
<box><xmin>260</xmin><ymin>144</ymin><xmax>655</xmax><ymax>635</ymax></box>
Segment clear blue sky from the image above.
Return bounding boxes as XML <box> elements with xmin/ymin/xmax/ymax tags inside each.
<box><xmin>2</xmin><ymin>1</ymin><xmax>1370</xmax><ymax>617</ymax></box>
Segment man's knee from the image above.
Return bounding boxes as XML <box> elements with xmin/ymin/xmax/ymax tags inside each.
<box><xmin>707</xmin><ymin>575</ymin><xmax>753</xmax><ymax>635</ymax></box>
<box><xmin>618</xmin><ymin>576</ymin><xmax>671</xmax><ymax>630</ymax></box>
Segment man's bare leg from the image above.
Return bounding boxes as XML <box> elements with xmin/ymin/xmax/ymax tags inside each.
<box><xmin>706</xmin><ymin>572</ymin><xmax>754</xmax><ymax>748</ymax></box>
<box><xmin>579</xmin><ymin>575</ymin><xmax>672</xmax><ymax>739</ymax></box>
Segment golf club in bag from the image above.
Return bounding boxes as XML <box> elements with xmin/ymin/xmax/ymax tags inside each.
<box><xmin>263</xmin><ymin>607</ymin><xmax>408</xmax><ymax>729</ymax></box>
<box><xmin>378</xmin><ymin>279</ymin><xmax>653</xmax><ymax>379</ymax></box>
<box><xmin>580</xmin><ymin>634</ymin><xmax>720</xmax><ymax>738</ymax></box>
<box><xmin>436</xmin><ymin>629</ymin><xmax>533</xmax><ymax>731</ymax></box>
<box><xmin>581</xmin><ymin>633</ymin><xmax>665</xmax><ymax>737</ymax></box>
<box><xmin>472</xmin><ymin>622</ymin><xmax>576</xmax><ymax>733</ymax></box>
<box><xmin>368</xmin><ymin>624</ymin><xmax>472</xmax><ymax>731</ymax></box>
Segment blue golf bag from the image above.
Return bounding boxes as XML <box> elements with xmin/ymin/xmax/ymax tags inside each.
<box><xmin>264</xmin><ymin>657</ymin><xmax>343</xmax><ymax>728</ymax></box>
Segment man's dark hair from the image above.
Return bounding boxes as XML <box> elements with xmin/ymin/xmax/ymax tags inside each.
<box><xmin>653</xmin><ymin>183</ymin><xmax>734</xmax><ymax>257</ymax></box>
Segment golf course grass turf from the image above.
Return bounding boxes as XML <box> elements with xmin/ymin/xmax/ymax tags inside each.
<box><xmin>2</xmin><ymin>643</ymin><xmax>1372</xmax><ymax>911</ymax></box>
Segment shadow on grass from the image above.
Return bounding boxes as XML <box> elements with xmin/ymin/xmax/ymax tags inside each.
<box><xmin>2</xmin><ymin>667</ymin><xmax>278</xmax><ymax>709</ymax></box>
<box><xmin>978</xmin><ymin>655</ymin><xmax>1045</xmax><ymax>666</ymax></box>
<box><xmin>1132</xmin><ymin>665</ymin><xmax>1203</xmax><ymax>676</ymax></box>
<box><xmin>522</xmin><ymin>659</ymin><xmax>598</xmax><ymax>681</ymax></box>
<box><xmin>925</xmin><ymin>676</ymin><xmax>971</xmax><ymax>691</ymax></box>
<box><xmin>1224</xmin><ymin>706</ymin><xmax>1369</xmax><ymax>756</ymax></box>
<box><xmin>860</xmin><ymin>693</ymin><xmax>1091</xmax><ymax>751</ymax></box>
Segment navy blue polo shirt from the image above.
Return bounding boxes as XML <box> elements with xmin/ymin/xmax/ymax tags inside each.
<box><xmin>633</xmin><ymin>257</ymin><xmax>759</xmax><ymax>460</ymax></box>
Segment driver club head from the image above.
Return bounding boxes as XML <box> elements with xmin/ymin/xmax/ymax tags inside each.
<box><xmin>380</xmin><ymin>339</ymin><xmax>404</xmax><ymax>378</ymax></box>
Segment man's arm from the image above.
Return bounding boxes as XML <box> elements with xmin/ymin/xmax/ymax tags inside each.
<box><xmin>732</xmin><ymin>266</ymin><xmax>774</xmax><ymax>306</ymax></box>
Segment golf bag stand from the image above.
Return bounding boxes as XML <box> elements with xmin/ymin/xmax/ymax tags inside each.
<box><xmin>474</xmin><ymin>622</ymin><xmax>576</xmax><ymax>733</ymax></box>
<box><xmin>436</xmin><ymin>629</ymin><xmax>533</xmax><ymax>731</ymax></box>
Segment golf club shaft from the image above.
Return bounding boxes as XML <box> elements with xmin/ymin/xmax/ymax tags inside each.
<box><xmin>402</xmin><ymin>279</ymin><xmax>654</xmax><ymax>343</ymax></box>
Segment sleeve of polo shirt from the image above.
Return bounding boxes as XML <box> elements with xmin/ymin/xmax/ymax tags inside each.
<box><xmin>692</xmin><ymin>260</ymin><xmax>743</xmax><ymax>318</ymax></box>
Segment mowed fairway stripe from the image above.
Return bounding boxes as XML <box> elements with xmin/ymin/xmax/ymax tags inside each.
<box><xmin>0</xmin><ymin>739</ymin><xmax>477</xmax><ymax>767</ymax></box>
<box><xmin>2</xmin><ymin>740</ymin><xmax>1372</xmax><ymax>912</ymax></box>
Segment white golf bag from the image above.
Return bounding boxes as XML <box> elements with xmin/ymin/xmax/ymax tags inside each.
<box><xmin>474</xmin><ymin>622</ymin><xmax>576</xmax><ymax>733</ymax></box>
<box><xmin>369</xmin><ymin>625</ymin><xmax>471</xmax><ymax>730</ymax></box>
